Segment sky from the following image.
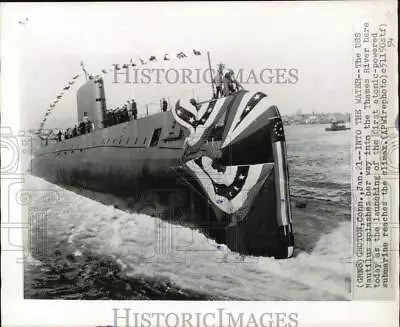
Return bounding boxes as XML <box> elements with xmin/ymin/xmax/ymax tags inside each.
<box><xmin>1</xmin><ymin>2</ymin><xmax>390</xmax><ymax>129</ymax></box>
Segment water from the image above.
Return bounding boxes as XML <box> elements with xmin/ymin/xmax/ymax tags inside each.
<box><xmin>24</xmin><ymin>124</ymin><xmax>351</xmax><ymax>300</ymax></box>
<box><xmin>286</xmin><ymin>124</ymin><xmax>351</xmax><ymax>204</ymax></box>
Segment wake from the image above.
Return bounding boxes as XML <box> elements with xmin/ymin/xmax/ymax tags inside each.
<box><xmin>24</xmin><ymin>175</ymin><xmax>351</xmax><ymax>300</ymax></box>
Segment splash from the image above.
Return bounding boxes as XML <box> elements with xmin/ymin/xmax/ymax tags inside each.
<box><xmin>24</xmin><ymin>175</ymin><xmax>351</xmax><ymax>300</ymax></box>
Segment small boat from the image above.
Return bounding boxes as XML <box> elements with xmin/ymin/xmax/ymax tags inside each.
<box><xmin>325</xmin><ymin>121</ymin><xmax>350</xmax><ymax>131</ymax></box>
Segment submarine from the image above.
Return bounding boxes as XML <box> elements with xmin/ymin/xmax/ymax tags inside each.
<box><xmin>32</xmin><ymin>75</ymin><xmax>294</xmax><ymax>259</ymax></box>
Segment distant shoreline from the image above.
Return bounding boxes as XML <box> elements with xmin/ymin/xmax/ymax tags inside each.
<box><xmin>283</xmin><ymin>122</ymin><xmax>351</xmax><ymax>126</ymax></box>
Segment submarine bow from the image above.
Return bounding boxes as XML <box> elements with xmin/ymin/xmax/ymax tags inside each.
<box><xmin>172</xmin><ymin>90</ymin><xmax>294</xmax><ymax>259</ymax></box>
<box><xmin>31</xmin><ymin>79</ymin><xmax>294</xmax><ymax>259</ymax></box>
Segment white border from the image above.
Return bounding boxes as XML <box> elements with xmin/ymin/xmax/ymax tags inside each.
<box><xmin>1</xmin><ymin>2</ymin><xmax>398</xmax><ymax>327</ymax></box>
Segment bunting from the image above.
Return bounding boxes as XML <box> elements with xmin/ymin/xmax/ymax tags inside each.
<box><xmin>39</xmin><ymin>49</ymin><xmax>205</xmax><ymax>132</ymax></box>
<box><xmin>39</xmin><ymin>72</ymin><xmax>82</xmax><ymax>132</ymax></box>
<box><xmin>102</xmin><ymin>49</ymin><xmax>206</xmax><ymax>75</ymax></box>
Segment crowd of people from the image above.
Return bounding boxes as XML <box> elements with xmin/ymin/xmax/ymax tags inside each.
<box><xmin>103</xmin><ymin>98</ymin><xmax>169</xmax><ymax>128</ymax></box>
<box><xmin>213</xmin><ymin>64</ymin><xmax>243</xmax><ymax>98</ymax></box>
<box><xmin>56</xmin><ymin>113</ymin><xmax>95</xmax><ymax>142</ymax></box>
<box><xmin>103</xmin><ymin>104</ymin><xmax>134</xmax><ymax>127</ymax></box>
<box><xmin>105</xmin><ymin>98</ymin><xmax>138</xmax><ymax>127</ymax></box>
<box><xmin>54</xmin><ymin>98</ymin><xmax>170</xmax><ymax>142</ymax></box>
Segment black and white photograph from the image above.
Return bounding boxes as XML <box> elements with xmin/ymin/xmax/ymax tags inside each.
<box><xmin>1</xmin><ymin>2</ymin><xmax>398</xmax><ymax>327</ymax></box>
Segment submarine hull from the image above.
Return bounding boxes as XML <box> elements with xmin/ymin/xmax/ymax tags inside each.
<box><xmin>32</xmin><ymin>90</ymin><xmax>294</xmax><ymax>258</ymax></box>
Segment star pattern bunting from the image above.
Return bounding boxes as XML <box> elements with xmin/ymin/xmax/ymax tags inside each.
<box><xmin>271</xmin><ymin>118</ymin><xmax>285</xmax><ymax>142</ymax></box>
<box><xmin>175</xmin><ymin>100</ymin><xmax>217</xmax><ymax>129</ymax></box>
<box><xmin>233</xmin><ymin>92</ymin><xmax>266</xmax><ymax>131</ymax></box>
<box><xmin>194</xmin><ymin>158</ymin><xmax>250</xmax><ymax>200</ymax></box>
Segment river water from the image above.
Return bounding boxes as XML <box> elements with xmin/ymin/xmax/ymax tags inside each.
<box><xmin>24</xmin><ymin>124</ymin><xmax>352</xmax><ymax>300</ymax></box>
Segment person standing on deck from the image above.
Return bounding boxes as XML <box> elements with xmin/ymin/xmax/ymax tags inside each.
<box><xmin>223</xmin><ymin>69</ymin><xmax>242</xmax><ymax>96</ymax></box>
<box><xmin>82</xmin><ymin>112</ymin><xmax>90</xmax><ymax>132</ymax></box>
<box><xmin>222</xmin><ymin>71</ymin><xmax>231</xmax><ymax>96</ymax></box>
<box><xmin>79</xmin><ymin>121</ymin><xmax>86</xmax><ymax>134</ymax></box>
<box><xmin>64</xmin><ymin>128</ymin><xmax>71</xmax><ymax>140</ymax></box>
<box><xmin>161</xmin><ymin>98</ymin><xmax>168</xmax><ymax>112</ymax></box>
<box><xmin>132</xmin><ymin>99</ymin><xmax>138</xmax><ymax>120</ymax></box>
<box><xmin>127</xmin><ymin>100</ymin><xmax>132</xmax><ymax>120</ymax></box>
<box><xmin>213</xmin><ymin>63</ymin><xmax>224</xmax><ymax>98</ymax></box>
<box><xmin>228</xmin><ymin>69</ymin><xmax>243</xmax><ymax>93</ymax></box>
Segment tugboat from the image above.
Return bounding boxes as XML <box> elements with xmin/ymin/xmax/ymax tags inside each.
<box><xmin>31</xmin><ymin>67</ymin><xmax>295</xmax><ymax>259</ymax></box>
<box><xmin>325</xmin><ymin>120</ymin><xmax>350</xmax><ymax>131</ymax></box>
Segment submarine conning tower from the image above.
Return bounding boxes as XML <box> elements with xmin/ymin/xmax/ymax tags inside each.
<box><xmin>33</xmin><ymin>79</ymin><xmax>294</xmax><ymax>258</ymax></box>
<box><xmin>76</xmin><ymin>77</ymin><xmax>107</xmax><ymax>129</ymax></box>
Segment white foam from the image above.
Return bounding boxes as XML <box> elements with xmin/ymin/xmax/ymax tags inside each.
<box><xmin>25</xmin><ymin>175</ymin><xmax>351</xmax><ymax>300</ymax></box>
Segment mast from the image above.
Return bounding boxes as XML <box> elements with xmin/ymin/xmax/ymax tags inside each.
<box><xmin>207</xmin><ymin>51</ymin><xmax>215</xmax><ymax>98</ymax></box>
<box><xmin>80</xmin><ymin>61</ymin><xmax>89</xmax><ymax>81</ymax></box>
